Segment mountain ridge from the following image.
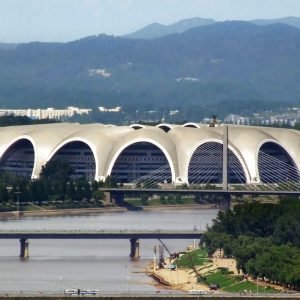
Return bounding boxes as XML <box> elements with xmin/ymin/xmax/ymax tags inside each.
<box><xmin>124</xmin><ymin>16</ymin><xmax>300</xmax><ymax>39</ymax></box>
<box><xmin>0</xmin><ymin>21</ymin><xmax>299</xmax><ymax>120</ymax></box>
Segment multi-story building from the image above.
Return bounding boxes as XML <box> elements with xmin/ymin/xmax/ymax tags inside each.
<box><xmin>0</xmin><ymin>107</ymin><xmax>91</xmax><ymax>120</ymax></box>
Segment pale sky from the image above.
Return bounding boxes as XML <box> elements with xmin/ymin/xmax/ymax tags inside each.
<box><xmin>0</xmin><ymin>0</ymin><xmax>300</xmax><ymax>43</ymax></box>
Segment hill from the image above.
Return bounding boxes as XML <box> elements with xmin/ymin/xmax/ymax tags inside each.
<box><xmin>124</xmin><ymin>17</ymin><xmax>215</xmax><ymax>39</ymax></box>
<box><xmin>124</xmin><ymin>16</ymin><xmax>300</xmax><ymax>40</ymax></box>
<box><xmin>252</xmin><ymin>16</ymin><xmax>300</xmax><ymax>29</ymax></box>
<box><xmin>0</xmin><ymin>21</ymin><xmax>300</xmax><ymax>120</ymax></box>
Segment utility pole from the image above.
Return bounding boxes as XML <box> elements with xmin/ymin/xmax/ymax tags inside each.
<box><xmin>222</xmin><ymin>125</ymin><xmax>228</xmax><ymax>191</ymax></box>
<box><xmin>15</xmin><ymin>191</ymin><xmax>21</xmax><ymax>216</ymax></box>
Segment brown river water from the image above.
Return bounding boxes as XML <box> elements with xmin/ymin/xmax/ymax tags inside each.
<box><xmin>0</xmin><ymin>208</ymin><xmax>218</xmax><ymax>294</ymax></box>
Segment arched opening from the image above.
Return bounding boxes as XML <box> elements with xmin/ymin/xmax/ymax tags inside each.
<box><xmin>0</xmin><ymin>139</ymin><xmax>34</xmax><ymax>178</ymax></box>
<box><xmin>111</xmin><ymin>142</ymin><xmax>172</xmax><ymax>186</ymax></box>
<box><xmin>183</xmin><ymin>123</ymin><xmax>199</xmax><ymax>128</ymax></box>
<box><xmin>157</xmin><ymin>125</ymin><xmax>171</xmax><ymax>133</ymax></box>
<box><xmin>188</xmin><ymin>142</ymin><xmax>246</xmax><ymax>184</ymax></box>
<box><xmin>258</xmin><ymin>142</ymin><xmax>300</xmax><ymax>184</ymax></box>
<box><xmin>49</xmin><ymin>141</ymin><xmax>96</xmax><ymax>181</ymax></box>
<box><xmin>130</xmin><ymin>124</ymin><xmax>144</xmax><ymax>130</ymax></box>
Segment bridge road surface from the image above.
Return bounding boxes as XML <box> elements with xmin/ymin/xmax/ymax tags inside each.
<box><xmin>0</xmin><ymin>229</ymin><xmax>204</xmax><ymax>239</ymax></box>
<box><xmin>99</xmin><ymin>188</ymin><xmax>300</xmax><ymax>197</ymax></box>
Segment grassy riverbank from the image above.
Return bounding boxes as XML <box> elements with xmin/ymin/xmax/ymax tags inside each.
<box><xmin>151</xmin><ymin>248</ymin><xmax>280</xmax><ymax>294</ymax></box>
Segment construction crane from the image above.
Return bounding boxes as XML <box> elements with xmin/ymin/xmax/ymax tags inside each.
<box><xmin>158</xmin><ymin>238</ymin><xmax>174</xmax><ymax>258</ymax></box>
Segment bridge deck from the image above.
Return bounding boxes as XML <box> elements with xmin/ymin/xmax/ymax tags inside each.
<box><xmin>100</xmin><ymin>188</ymin><xmax>300</xmax><ymax>196</ymax></box>
<box><xmin>0</xmin><ymin>230</ymin><xmax>203</xmax><ymax>239</ymax></box>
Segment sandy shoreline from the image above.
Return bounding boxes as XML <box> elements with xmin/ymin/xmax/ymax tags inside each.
<box><xmin>0</xmin><ymin>203</ymin><xmax>217</xmax><ymax>219</ymax></box>
<box><xmin>148</xmin><ymin>250</ymin><xmax>286</xmax><ymax>294</ymax></box>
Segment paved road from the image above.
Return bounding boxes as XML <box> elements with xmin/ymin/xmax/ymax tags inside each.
<box><xmin>0</xmin><ymin>229</ymin><xmax>203</xmax><ymax>239</ymax></box>
<box><xmin>100</xmin><ymin>188</ymin><xmax>300</xmax><ymax>196</ymax></box>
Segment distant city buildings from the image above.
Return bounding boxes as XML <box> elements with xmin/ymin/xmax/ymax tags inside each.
<box><xmin>224</xmin><ymin>114</ymin><xmax>250</xmax><ymax>125</ymax></box>
<box><xmin>0</xmin><ymin>107</ymin><xmax>91</xmax><ymax>120</ymax></box>
<box><xmin>251</xmin><ymin>107</ymin><xmax>300</xmax><ymax>127</ymax></box>
<box><xmin>0</xmin><ymin>104</ymin><xmax>299</xmax><ymax>127</ymax></box>
<box><xmin>98</xmin><ymin>106</ymin><xmax>122</xmax><ymax>112</ymax></box>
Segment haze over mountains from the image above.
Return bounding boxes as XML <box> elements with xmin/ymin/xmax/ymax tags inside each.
<box><xmin>125</xmin><ymin>16</ymin><xmax>300</xmax><ymax>39</ymax></box>
<box><xmin>0</xmin><ymin>19</ymin><xmax>300</xmax><ymax>120</ymax></box>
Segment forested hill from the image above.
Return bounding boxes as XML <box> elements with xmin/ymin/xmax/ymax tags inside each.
<box><xmin>0</xmin><ymin>21</ymin><xmax>300</xmax><ymax>119</ymax></box>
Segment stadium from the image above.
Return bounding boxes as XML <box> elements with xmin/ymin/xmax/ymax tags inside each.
<box><xmin>0</xmin><ymin>122</ymin><xmax>299</xmax><ymax>187</ymax></box>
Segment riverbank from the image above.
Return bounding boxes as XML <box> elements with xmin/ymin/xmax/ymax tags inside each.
<box><xmin>148</xmin><ymin>248</ymin><xmax>287</xmax><ymax>294</ymax></box>
<box><xmin>0</xmin><ymin>206</ymin><xmax>127</xmax><ymax>218</ymax></box>
<box><xmin>0</xmin><ymin>203</ymin><xmax>217</xmax><ymax>219</ymax></box>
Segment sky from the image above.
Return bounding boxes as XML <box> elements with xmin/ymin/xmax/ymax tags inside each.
<box><xmin>0</xmin><ymin>0</ymin><xmax>300</xmax><ymax>43</ymax></box>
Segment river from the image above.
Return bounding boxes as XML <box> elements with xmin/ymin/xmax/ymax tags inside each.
<box><xmin>0</xmin><ymin>208</ymin><xmax>218</xmax><ymax>294</ymax></box>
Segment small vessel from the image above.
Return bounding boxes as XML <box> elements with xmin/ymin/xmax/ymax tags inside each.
<box><xmin>64</xmin><ymin>288</ymin><xmax>78</xmax><ymax>295</ymax></box>
<box><xmin>64</xmin><ymin>288</ymin><xmax>99</xmax><ymax>295</ymax></box>
<box><xmin>79</xmin><ymin>289</ymin><xmax>99</xmax><ymax>295</ymax></box>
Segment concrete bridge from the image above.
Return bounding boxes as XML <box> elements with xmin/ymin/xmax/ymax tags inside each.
<box><xmin>0</xmin><ymin>230</ymin><xmax>203</xmax><ymax>259</ymax></box>
<box><xmin>101</xmin><ymin>188</ymin><xmax>300</xmax><ymax>211</ymax></box>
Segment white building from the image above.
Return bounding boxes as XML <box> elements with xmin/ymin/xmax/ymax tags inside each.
<box><xmin>98</xmin><ymin>106</ymin><xmax>122</xmax><ymax>112</ymax></box>
<box><xmin>0</xmin><ymin>107</ymin><xmax>91</xmax><ymax>120</ymax></box>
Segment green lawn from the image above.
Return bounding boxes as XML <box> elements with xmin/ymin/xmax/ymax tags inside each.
<box><xmin>204</xmin><ymin>270</ymin><xmax>277</xmax><ymax>293</ymax></box>
<box><xmin>223</xmin><ymin>280</ymin><xmax>277</xmax><ymax>293</ymax></box>
<box><xmin>175</xmin><ymin>248</ymin><xmax>210</xmax><ymax>268</ymax></box>
<box><xmin>204</xmin><ymin>271</ymin><xmax>241</xmax><ymax>288</ymax></box>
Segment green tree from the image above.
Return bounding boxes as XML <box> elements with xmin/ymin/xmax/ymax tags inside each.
<box><xmin>0</xmin><ymin>184</ymin><xmax>9</xmax><ymax>203</ymax></box>
<box><xmin>104</xmin><ymin>176</ymin><xmax>118</xmax><ymax>188</ymax></box>
<box><xmin>66</xmin><ymin>180</ymin><xmax>76</xmax><ymax>201</ymax></box>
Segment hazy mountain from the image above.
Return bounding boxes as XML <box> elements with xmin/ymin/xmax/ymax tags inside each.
<box><xmin>124</xmin><ymin>17</ymin><xmax>215</xmax><ymax>39</ymax></box>
<box><xmin>0</xmin><ymin>43</ymin><xmax>17</xmax><ymax>50</ymax></box>
<box><xmin>0</xmin><ymin>21</ymin><xmax>300</xmax><ymax>120</ymax></box>
<box><xmin>124</xmin><ymin>16</ymin><xmax>300</xmax><ymax>40</ymax></box>
<box><xmin>252</xmin><ymin>16</ymin><xmax>300</xmax><ymax>29</ymax></box>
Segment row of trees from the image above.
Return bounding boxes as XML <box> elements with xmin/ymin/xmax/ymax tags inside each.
<box><xmin>203</xmin><ymin>199</ymin><xmax>300</xmax><ymax>289</ymax></box>
<box><xmin>0</xmin><ymin>160</ymin><xmax>119</xmax><ymax>206</ymax></box>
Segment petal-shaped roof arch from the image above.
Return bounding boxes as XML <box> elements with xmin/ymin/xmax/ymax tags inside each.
<box><xmin>258</xmin><ymin>127</ymin><xmax>300</xmax><ymax>171</ymax></box>
<box><xmin>105</xmin><ymin>127</ymin><xmax>178</xmax><ymax>183</ymax></box>
<box><xmin>156</xmin><ymin>123</ymin><xmax>181</xmax><ymax>133</ymax></box>
<box><xmin>130</xmin><ymin>124</ymin><xmax>146</xmax><ymax>130</ymax></box>
<box><xmin>168</xmin><ymin>127</ymin><xmax>250</xmax><ymax>184</ymax></box>
<box><xmin>0</xmin><ymin>135</ymin><xmax>36</xmax><ymax>178</ymax></box>
<box><xmin>182</xmin><ymin>122</ymin><xmax>200</xmax><ymax>128</ymax></box>
<box><xmin>45</xmin><ymin>125</ymin><xmax>132</xmax><ymax>181</ymax></box>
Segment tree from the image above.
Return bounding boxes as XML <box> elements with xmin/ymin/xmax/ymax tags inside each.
<box><xmin>40</xmin><ymin>160</ymin><xmax>72</xmax><ymax>182</ymax></box>
<box><xmin>104</xmin><ymin>176</ymin><xmax>118</xmax><ymax>188</ymax></box>
<box><xmin>141</xmin><ymin>194</ymin><xmax>149</xmax><ymax>206</ymax></box>
<box><xmin>0</xmin><ymin>184</ymin><xmax>9</xmax><ymax>203</ymax></box>
<box><xmin>66</xmin><ymin>180</ymin><xmax>76</xmax><ymax>201</ymax></box>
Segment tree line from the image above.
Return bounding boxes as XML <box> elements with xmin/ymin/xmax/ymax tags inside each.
<box><xmin>0</xmin><ymin>160</ymin><xmax>118</xmax><ymax>208</ymax></box>
<box><xmin>203</xmin><ymin>199</ymin><xmax>300</xmax><ymax>289</ymax></box>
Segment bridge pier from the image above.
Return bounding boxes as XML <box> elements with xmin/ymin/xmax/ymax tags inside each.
<box><xmin>103</xmin><ymin>192</ymin><xmax>124</xmax><ymax>205</ymax></box>
<box><xmin>19</xmin><ymin>238</ymin><xmax>29</xmax><ymax>259</ymax></box>
<box><xmin>129</xmin><ymin>238</ymin><xmax>140</xmax><ymax>258</ymax></box>
<box><xmin>219</xmin><ymin>194</ymin><xmax>231</xmax><ymax>211</ymax></box>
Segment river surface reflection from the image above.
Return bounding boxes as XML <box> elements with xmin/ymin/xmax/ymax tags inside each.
<box><xmin>0</xmin><ymin>208</ymin><xmax>218</xmax><ymax>293</ymax></box>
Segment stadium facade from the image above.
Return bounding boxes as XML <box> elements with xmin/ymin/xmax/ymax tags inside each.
<box><xmin>0</xmin><ymin>122</ymin><xmax>299</xmax><ymax>186</ymax></box>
